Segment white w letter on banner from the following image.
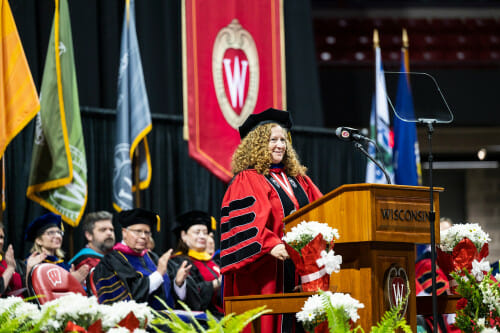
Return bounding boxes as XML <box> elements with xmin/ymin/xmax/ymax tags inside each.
<box><xmin>223</xmin><ymin>56</ymin><xmax>248</xmax><ymax>108</ymax></box>
<box><xmin>392</xmin><ymin>282</ymin><xmax>405</xmax><ymax>306</ymax></box>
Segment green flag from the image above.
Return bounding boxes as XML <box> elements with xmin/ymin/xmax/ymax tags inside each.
<box><xmin>26</xmin><ymin>0</ymin><xmax>87</xmax><ymax>227</ymax></box>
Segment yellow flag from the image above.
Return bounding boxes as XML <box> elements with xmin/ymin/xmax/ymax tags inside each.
<box><xmin>0</xmin><ymin>0</ymin><xmax>40</xmax><ymax>159</ymax></box>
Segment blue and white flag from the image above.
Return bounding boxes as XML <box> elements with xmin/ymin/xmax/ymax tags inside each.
<box><xmin>113</xmin><ymin>0</ymin><xmax>152</xmax><ymax>211</ymax></box>
<box><xmin>393</xmin><ymin>47</ymin><xmax>422</xmax><ymax>186</ymax></box>
<box><xmin>365</xmin><ymin>46</ymin><xmax>395</xmax><ymax>184</ymax></box>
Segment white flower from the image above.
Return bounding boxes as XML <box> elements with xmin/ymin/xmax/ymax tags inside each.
<box><xmin>43</xmin><ymin>318</ymin><xmax>62</xmax><ymax>331</ymax></box>
<box><xmin>472</xmin><ymin>259</ymin><xmax>491</xmax><ymax>282</ymax></box>
<box><xmin>0</xmin><ymin>296</ymin><xmax>24</xmax><ymax>311</ymax></box>
<box><xmin>107</xmin><ymin>329</ymin><xmax>146</xmax><ymax>333</ymax></box>
<box><xmin>100</xmin><ymin>300</ymin><xmax>152</xmax><ymax>330</ymax></box>
<box><xmin>296</xmin><ymin>294</ymin><xmax>323</xmax><ymax>323</ymax></box>
<box><xmin>107</xmin><ymin>328</ymin><xmax>130</xmax><ymax>333</ymax></box>
<box><xmin>10</xmin><ymin>301</ymin><xmax>41</xmax><ymax>322</ymax></box>
<box><xmin>296</xmin><ymin>292</ymin><xmax>364</xmax><ymax>324</ymax></box>
<box><xmin>283</xmin><ymin>221</ymin><xmax>339</xmax><ymax>245</ymax></box>
<box><xmin>478</xmin><ymin>278</ymin><xmax>500</xmax><ymax>312</ymax></box>
<box><xmin>40</xmin><ymin>293</ymin><xmax>101</xmax><ymax>330</ymax></box>
<box><xmin>440</xmin><ymin>223</ymin><xmax>490</xmax><ymax>253</ymax></box>
<box><xmin>0</xmin><ymin>294</ymin><xmax>155</xmax><ymax>332</ymax></box>
<box><xmin>477</xmin><ymin>317</ymin><xmax>486</xmax><ymax>327</ymax></box>
<box><xmin>0</xmin><ymin>297</ymin><xmax>42</xmax><ymax>322</ymax></box>
<box><xmin>481</xmin><ymin>328</ymin><xmax>500</xmax><ymax>333</ymax></box>
<box><xmin>316</xmin><ymin>250</ymin><xmax>342</xmax><ymax>274</ymax></box>
<box><xmin>41</xmin><ymin>293</ymin><xmax>100</xmax><ymax>320</ymax></box>
<box><xmin>327</xmin><ymin>292</ymin><xmax>365</xmax><ymax>322</ymax></box>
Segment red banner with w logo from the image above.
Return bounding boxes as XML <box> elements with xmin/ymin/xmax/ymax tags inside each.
<box><xmin>182</xmin><ymin>0</ymin><xmax>286</xmax><ymax>182</ymax></box>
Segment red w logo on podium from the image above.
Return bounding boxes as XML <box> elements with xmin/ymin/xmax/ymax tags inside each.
<box><xmin>385</xmin><ymin>265</ymin><xmax>409</xmax><ymax>315</ymax></box>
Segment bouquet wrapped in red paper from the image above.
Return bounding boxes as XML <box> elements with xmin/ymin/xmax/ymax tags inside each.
<box><xmin>437</xmin><ymin>223</ymin><xmax>490</xmax><ymax>279</ymax></box>
<box><xmin>282</xmin><ymin>221</ymin><xmax>341</xmax><ymax>292</ymax></box>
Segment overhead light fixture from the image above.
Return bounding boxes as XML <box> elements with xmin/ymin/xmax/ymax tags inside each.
<box><xmin>477</xmin><ymin>148</ymin><xmax>487</xmax><ymax>160</ymax></box>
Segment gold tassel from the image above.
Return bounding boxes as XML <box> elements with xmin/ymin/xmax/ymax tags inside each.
<box><xmin>211</xmin><ymin>216</ymin><xmax>217</xmax><ymax>231</ymax></box>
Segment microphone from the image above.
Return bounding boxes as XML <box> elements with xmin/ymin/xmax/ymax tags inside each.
<box><xmin>335</xmin><ymin>127</ymin><xmax>392</xmax><ymax>184</ymax></box>
<box><xmin>335</xmin><ymin>127</ymin><xmax>373</xmax><ymax>143</ymax></box>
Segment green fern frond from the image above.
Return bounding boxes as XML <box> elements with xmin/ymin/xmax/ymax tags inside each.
<box><xmin>148</xmin><ymin>296</ymin><xmax>270</xmax><ymax>333</ymax></box>
<box><xmin>0</xmin><ymin>300</ymin><xmax>51</xmax><ymax>333</ymax></box>
<box><xmin>223</xmin><ymin>306</ymin><xmax>271</xmax><ymax>332</ymax></box>
<box><xmin>317</xmin><ymin>290</ymin><xmax>352</xmax><ymax>333</ymax></box>
<box><xmin>176</xmin><ymin>300</ymin><xmax>207</xmax><ymax>332</ymax></box>
<box><xmin>204</xmin><ymin>310</ymin><xmax>225</xmax><ymax>333</ymax></box>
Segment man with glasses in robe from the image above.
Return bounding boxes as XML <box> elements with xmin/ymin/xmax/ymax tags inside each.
<box><xmin>92</xmin><ymin>208</ymin><xmax>190</xmax><ymax>310</ymax></box>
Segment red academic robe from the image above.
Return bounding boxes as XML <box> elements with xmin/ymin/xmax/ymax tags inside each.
<box><xmin>189</xmin><ymin>251</ymin><xmax>223</xmax><ymax>314</ymax></box>
<box><xmin>220</xmin><ymin>168</ymin><xmax>322</xmax><ymax>333</ymax></box>
<box><xmin>0</xmin><ymin>259</ymin><xmax>23</xmax><ymax>296</ymax></box>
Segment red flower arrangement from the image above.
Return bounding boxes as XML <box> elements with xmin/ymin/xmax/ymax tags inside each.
<box><xmin>63</xmin><ymin>311</ymin><xmax>144</xmax><ymax>333</ymax></box>
<box><xmin>282</xmin><ymin>221</ymin><xmax>341</xmax><ymax>292</ymax></box>
<box><xmin>437</xmin><ymin>223</ymin><xmax>490</xmax><ymax>281</ymax></box>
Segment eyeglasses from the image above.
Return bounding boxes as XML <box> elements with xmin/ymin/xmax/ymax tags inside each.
<box><xmin>127</xmin><ymin>228</ymin><xmax>151</xmax><ymax>237</ymax></box>
<box><xmin>44</xmin><ymin>230</ymin><xmax>64</xmax><ymax>237</ymax></box>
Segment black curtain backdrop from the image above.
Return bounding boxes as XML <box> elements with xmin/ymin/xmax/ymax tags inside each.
<box><xmin>4</xmin><ymin>0</ymin><xmax>361</xmax><ymax>259</ymax></box>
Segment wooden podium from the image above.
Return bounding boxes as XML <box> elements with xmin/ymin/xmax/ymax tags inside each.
<box><xmin>282</xmin><ymin>183</ymin><xmax>442</xmax><ymax>331</ymax></box>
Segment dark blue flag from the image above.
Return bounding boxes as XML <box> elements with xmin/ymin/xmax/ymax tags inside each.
<box><xmin>113</xmin><ymin>0</ymin><xmax>152</xmax><ymax>211</ymax></box>
<box><xmin>393</xmin><ymin>48</ymin><xmax>422</xmax><ymax>186</ymax></box>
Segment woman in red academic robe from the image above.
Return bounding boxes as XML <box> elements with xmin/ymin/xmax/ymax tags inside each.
<box><xmin>220</xmin><ymin>108</ymin><xmax>323</xmax><ymax>333</ymax></box>
<box><xmin>0</xmin><ymin>223</ymin><xmax>23</xmax><ymax>297</ymax></box>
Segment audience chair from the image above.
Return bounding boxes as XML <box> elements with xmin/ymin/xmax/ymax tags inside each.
<box><xmin>28</xmin><ymin>263</ymin><xmax>86</xmax><ymax>305</ymax></box>
<box><xmin>86</xmin><ymin>268</ymin><xmax>98</xmax><ymax>297</ymax></box>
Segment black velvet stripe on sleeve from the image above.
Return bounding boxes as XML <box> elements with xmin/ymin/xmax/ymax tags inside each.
<box><xmin>221</xmin><ymin>227</ymin><xmax>258</xmax><ymax>250</ymax></box>
<box><xmin>418</xmin><ymin>272</ymin><xmax>433</xmax><ymax>284</ymax></box>
<box><xmin>220</xmin><ymin>212</ymin><xmax>256</xmax><ymax>234</ymax></box>
<box><xmin>221</xmin><ymin>196</ymin><xmax>256</xmax><ymax>217</ymax></box>
<box><xmin>221</xmin><ymin>242</ymin><xmax>262</xmax><ymax>268</ymax></box>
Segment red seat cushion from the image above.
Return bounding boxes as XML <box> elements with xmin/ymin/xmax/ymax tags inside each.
<box><xmin>28</xmin><ymin>263</ymin><xmax>86</xmax><ymax>304</ymax></box>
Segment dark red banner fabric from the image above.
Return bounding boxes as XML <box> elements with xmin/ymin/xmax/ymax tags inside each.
<box><xmin>183</xmin><ymin>0</ymin><xmax>286</xmax><ymax>182</ymax></box>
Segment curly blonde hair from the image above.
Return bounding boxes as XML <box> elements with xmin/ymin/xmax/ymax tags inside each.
<box><xmin>232</xmin><ymin>123</ymin><xmax>307</xmax><ymax>176</ymax></box>
<box><xmin>31</xmin><ymin>238</ymin><xmax>65</xmax><ymax>259</ymax></box>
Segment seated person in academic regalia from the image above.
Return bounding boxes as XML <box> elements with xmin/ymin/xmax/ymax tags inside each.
<box><xmin>168</xmin><ymin>211</ymin><xmax>223</xmax><ymax>317</ymax></box>
<box><xmin>92</xmin><ymin>208</ymin><xmax>190</xmax><ymax>310</ymax></box>
<box><xmin>25</xmin><ymin>212</ymin><xmax>89</xmax><ymax>284</ymax></box>
<box><xmin>0</xmin><ymin>222</ymin><xmax>25</xmax><ymax>297</ymax></box>
<box><xmin>69</xmin><ymin>211</ymin><xmax>115</xmax><ymax>271</ymax></box>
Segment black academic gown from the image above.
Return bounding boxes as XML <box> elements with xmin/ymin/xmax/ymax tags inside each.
<box><xmin>93</xmin><ymin>250</ymin><xmax>174</xmax><ymax>310</ymax></box>
<box><xmin>167</xmin><ymin>255</ymin><xmax>223</xmax><ymax>317</ymax></box>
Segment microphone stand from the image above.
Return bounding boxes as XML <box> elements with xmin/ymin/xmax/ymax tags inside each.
<box><xmin>420</xmin><ymin>118</ymin><xmax>438</xmax><ymax>332</ymax></box>
<box><xmin>353</xmin><ymin>142</ymin><xmax>392</xmax><ymax>184</ymax></box>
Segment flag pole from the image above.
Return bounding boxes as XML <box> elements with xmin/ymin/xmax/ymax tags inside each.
<box><xmin>134</xmin><ymin>149</ymin><xmax>141</xmax><ymax>208</ymax></box>
<box><xmin>373</xmin><ymin>29</ymin><xmax>380</xmax><ymax>163</ymax></box>
<box><xmin>402</xmin><ymin>28</ymin><xmax>408</xmax><ymax>49</ymax></box>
